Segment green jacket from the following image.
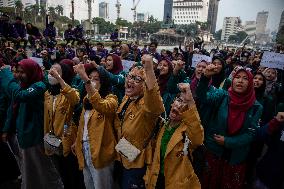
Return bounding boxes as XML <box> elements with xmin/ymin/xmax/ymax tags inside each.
<box><xmin>196</xmin><ymin>76</ymin><xmax>263</xmax><ymax>164</ymax></box>
<box><xmin>0</xmin><ymin>68</ymin><xmax>47</xmax><ymax>149</ymax></box>
<box><xmin>163</xmin><ymin>70</ymin><xmax>190</xmax><ymax>115</ymax></box>
<box><xmin>0</xmin><ymin>88</ymin><xmax>9</xmax><ymax>130</ymax></box>
<box><xmin>97</xmin><ymin>66</ymin><xmax>126</xmax><ymax>103</ymax></box>
<box><xmin>257</xmin><ymin>94</ymin><xmax>275</xmax><ymax>125</ymax></box>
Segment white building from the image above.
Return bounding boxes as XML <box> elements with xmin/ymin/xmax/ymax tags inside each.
<box><xmin>21</xmin><ymin>0</ymin><xmax>37</xmax><ymax>7</ymax></box>
<box><xmin>221</xmin><ymin>17</ymin><xmax>241</xmax><ymax>41</ymax></box>
<box><xmin>244</xmin><ymin>21</ymin><xmax>256</xmax><ymax>36</ymax></box>
<box><xmin>256</xmin><ymin>11</ymin><xmax>268</xmax><ymax>35</ymax></box>
<box><xmin>0</xmin><ymin>0</ymin><xmax>15</xmax><ymax>7</ymax></box>
<box><xmin>255</xmin><ymin>11</ymin><xmax>269</xmax><ymax>44</ymax></box>
<box><xmin>279</xmin><ymin>10</ymin><xmax>284</xmax><ymax>31</ymax></box>
<box><xmin>137</xmin><ymin>12</ymin><xmax>150</xmax><ymax>22</ymax></box>
<box><xmin>137</xmin><ymin>13</ymin><xmax>144</xmax><ymax>22</ymax></box>
<box><xmin>172</xmin><ymin>0</ymin><xmax>209</xmax><ymax>25</ymax></box>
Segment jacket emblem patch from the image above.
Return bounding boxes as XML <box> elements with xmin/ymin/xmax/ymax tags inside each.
<box><xmin>129</xmin><ymin>113</ymin><xmax>135</xmax><ymax>120</ymax></box>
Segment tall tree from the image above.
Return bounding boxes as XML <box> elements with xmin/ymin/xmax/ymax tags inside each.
<box><xmin>55</xmin><ymin>5</ymin><xmax>63</xmax><ymax>16</ymax></box>
<box><xmin>116</xmin><ymin>18</ymin><xmax>132</xmax><ymax>28</ymax></box>
<box><xmin>214</xmin><ymin>29</ymin><xmax>222</xmax><ymax>40</ymax></box>
<box><xmin>276</xmin><ymin>25</ymin><xmax>284</xmax><ymax>45</ymax></box>
<box><xmin>15</xmin><ymin>0</ymin><xmax>24</xmax><ymax>17</ymax></box>
<box><xmin>48</xmin><ymin>6</ymin><xmax>57</xmax><ymax>20</ymax></box>
<box><xmin>23</xmin><ymin>6</ymin><xmax>32</xmax><ymax>23</ymax></box>
<box><xmin>27</xmin><ymin>4</ymin><xmax>39</xmax><ymax>24</ymax></box>
<box><xmin>228</xmin><ymin>31</ymin><xmax>248</xmax><ymax>43</ymax></box>
<box><xmin>92</xmin><ymin>17</ymin><xmax>116</xmax><ymax>35</ymax></box>
<box><xmin>39</xmin><ymin>5</ymin><xmax>46</xmax><ymax>23</ymax></box>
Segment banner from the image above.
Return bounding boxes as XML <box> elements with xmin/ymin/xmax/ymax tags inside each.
<box><xmin>192</xmin><ymin>54</ymin><xmax>212</xmax><ymax>68</ymax></box>
<box><xmin>122</xmin><ymin>60</ymin><xmax>135</xmax><ymax>72</ymax></box>
<box><xmin>30</xmin><ymin>57</ymin><xmax>43</xmax><ymax>67</ymax></box>
<box><xmin>260</xmin><ymin>51</ymin><xmax>284</xmax><ymax>70</ymax></box>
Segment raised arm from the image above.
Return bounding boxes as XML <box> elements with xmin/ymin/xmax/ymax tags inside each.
<box><xmin>142</xmin><ymin>55</ymin><xmax>165</xmax><ymax>115</ymax></box>
<box><xmin>196</xmin><ymin>64</ymin><xmax>226</xmax><ymax>105</ymax></box>
<box><xmin>49</xmin><ymin>68</ymin><xmax>80</xmax><ymax>107</ymax></box>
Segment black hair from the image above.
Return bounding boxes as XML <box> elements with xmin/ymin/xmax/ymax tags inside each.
<box><xmin>97</xmin><ymin>42</ymin><xmax>104</xmax><ymax>47</ymax></box>
<box><xmin>55</xmin><ymin>62</ymin><xmax>73</xmax><ymax>85</ymax></box>
<box><xmin>254</xmin><ymin>72</ymin><xmax>266</xmax><ymax>100</ymax></box>
<box><xmin>87</xmin><ymin>67</ymin><xmax>112</xmax><ymax>98</ymax></box>
<box><xmin>58</xmin><ymin>43</ymin><xmax>66</xmax><ymax>48</ymax></box>
<box><xmin>211</xmin><ymin>56</ymin><xmax>226</xmax><ymax>88</ymax></box>
<box><xmin>15</xmin><ymin>16</ymin><xmax>22</xmax><ymax>21</ymax></box>
<box><xmin>150</xmin><ymin>41</ymin><xmax>158</xmax><ymax>48</ymax></box>
<box><xmin>26</xmin><ymin>22</ymin><xmax>32</xmax><ymax>26</ymax></box>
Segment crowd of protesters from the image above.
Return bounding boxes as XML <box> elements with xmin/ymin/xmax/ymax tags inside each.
<box><xmin>1</xmin><ymin>13</ymin><xmax>284</xmax><ymax>189</ymax></box>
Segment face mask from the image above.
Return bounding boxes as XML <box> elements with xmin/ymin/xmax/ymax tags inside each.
<box><xmin>91</xmin><ymin>81</ymin><xmax>97</xmax><ymax>89</ymax></box>
<box><xmin>48</xmin><ymin>74</ymin><xmax>59</xmax><ymax>85</ymax></box>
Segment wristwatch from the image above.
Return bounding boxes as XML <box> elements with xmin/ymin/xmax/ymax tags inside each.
<box><xmin>84</xmin><ymin>79</ymin><xmax>91</xmax><ymax>85</ymax></box>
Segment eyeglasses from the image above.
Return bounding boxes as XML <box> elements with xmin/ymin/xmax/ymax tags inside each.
<box><xmin>126</xmin><ymin>74</ymin><xmax>144</xmax><ymax>83</ymax></box>
<box><xmin>173</xmin><ymin>97</ymin><xmax>188</xmax><ymax>110</ymax></box>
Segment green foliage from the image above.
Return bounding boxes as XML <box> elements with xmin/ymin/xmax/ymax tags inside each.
<box><xmin>276</xmin><ymin>25</ymin><xmax>284</xmax><ymax>45</ymax></box>
<box><xmin>176</xmin><ymin>24</ymin><xmax>198</xmax><ymax>37</ymax></box>
<box><xmin>0</xmin><ymin>5</ymin><xmax>76</xmax><ymax>37</ymax></box>
<box><xmin>214</xmin><ymin>29</ymin><xmax>222</xmax><ymax>40</ymax></box>
<box><xmin>55</xmin><ymin>5</ymin><xmax>64</xmax><ymax>16</ymax></box>
<box><xmin>92</xmin><ymin>15</ymin><xmax>162</xmax><ymax>37</ymax></box>
<box><xmin>92</xmin><ymin>17</ymin><xmax>116</xmax><ymax>35</ymax></box>
<box><xmin>228</xmin><ymin>31</ymin><xmax>248</xmax><ymax>43</ymax></box>
<box><xmin>115</xmin><ymin>18</ymin><xmax>132</xmax><ymax>28</ymax></box>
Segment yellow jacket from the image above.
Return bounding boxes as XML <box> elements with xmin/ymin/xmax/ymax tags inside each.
<box><xmin>44</xmin><ymin>84</ymin><xmax>80</xmax><ymax>156</ymax></box>
<box><xmin>114</xmin><ymin>83</ymin><xmax>165</xmax><ymax>169</ymax></box>
<box><xmin>75</xmin><ymin>92</ymin><xmax>118</xmax><ymax>170</ymax></box>
<box><xmin>144</xmin><ymin>106</ymin><xmax>204</xmax><ymax>189</ymax></box>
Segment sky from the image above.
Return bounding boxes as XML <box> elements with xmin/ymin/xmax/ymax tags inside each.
<box><xmin>104</xmin><ymin>0</ymin><xmax>284</xmax><ymax>32</ymax></box>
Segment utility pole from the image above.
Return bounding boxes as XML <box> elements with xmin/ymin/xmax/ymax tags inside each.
<box><xmin>115</xmin><ymin>0</ymin><xmax>121</xmax><ymax>20</ymax></box>
<box><xmin>87</xmin><ymin>0</ymin><xmax>92</xmax><ymax>22</ymax></box>
<box><xmin>71</xmin><ymin>0</ymin><xmax>74</xmax><ymax>25</ymax></box>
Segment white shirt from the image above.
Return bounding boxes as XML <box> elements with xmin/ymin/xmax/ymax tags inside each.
<box><xmin>83</xmin><ymin>110</ymin><xmax>91</xmax><ymax>141</ymax></box>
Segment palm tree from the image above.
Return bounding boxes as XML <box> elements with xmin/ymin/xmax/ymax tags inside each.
<box><xmin>15</xmin><ymin>0</ymin><xmax>24</xmax><ymax>17</ymax></box>
<box><xmin>55</xmin><ymin>5</ymin><xmax>63</xmax><ymax>16</ymax></box>
<box><xmin>48</xmin><ymin>6</ymin><xmax>57</xmax><ymax>20</ymax></box>
<box><xmin>30</xmin><ymin>4</ymin><xmax>40</xmax><ymax>24</ymax></box>
<box><xmin>24</xmin><ymin>7</ymin><xmax>32</xmax><ymax>23</ymax></box>
<box><xmin>148</xmin><ymin>15</ymin><xmax>155</xmax><ymax>24</ymax></box>
<box><xmin>39</xmin><ymin>5</ymin><xmax>46</xmax><ymax>23</ymax></box>
<box><xmin>86</xmin><ymin>0</ymin><xmax>92</xmax><ymax>21</ymax></box>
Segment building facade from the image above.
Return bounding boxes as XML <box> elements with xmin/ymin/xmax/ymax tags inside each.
<box><xmin>207</xmin><ymin>0</ymin><xmax>220</xmax><ymax>33</ymax></box>
<box><xmin>21</xmin><ymin>0</ymin><xmax>37</xmax><ymax>7</ymax></box>
<box><xmin>172</xmin><ymin>0</ymin><xmax>209</xmax><ymax>25</ymax></box>
<box><xmin>0</xmin><ymin>0</ymin><xmax>15</xmax><ymax>7</ymax></box>
<box><xmin>244</xmin><ymin>21</ymin><xmax>256</xmax><ymax>36</ymax></box>
<box><xmin>163</xmin><ymin>0</ymin><xmax>173</xmax><ymax>22</ymax></box>
<box><xmin>256</xmin><ymin>11</ymin><xmax>268</xmax><ymax>35</ymax></box>
<box><xmin>255</xmin><ymin>11</ymin><xmax>269</xmax><ymax>44</ymax></box>
<box><xmin>137</xmin><ymin>13</ymin><xmax>145</xmax><ymax>22</ymax></box>
<box><xmin>99</xmin><ymin>1</ymin><xmax>109</xmax><ymax>20</ymax></box>
<box><xmin>279</xmin><ymin>10</ymin><xmax>284</xmax><ymax>31</ymax></box>
<box><xmin>221</xmin><ymin>17</ymin><xmax>241</xmax><ymax>41</ymax></box>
